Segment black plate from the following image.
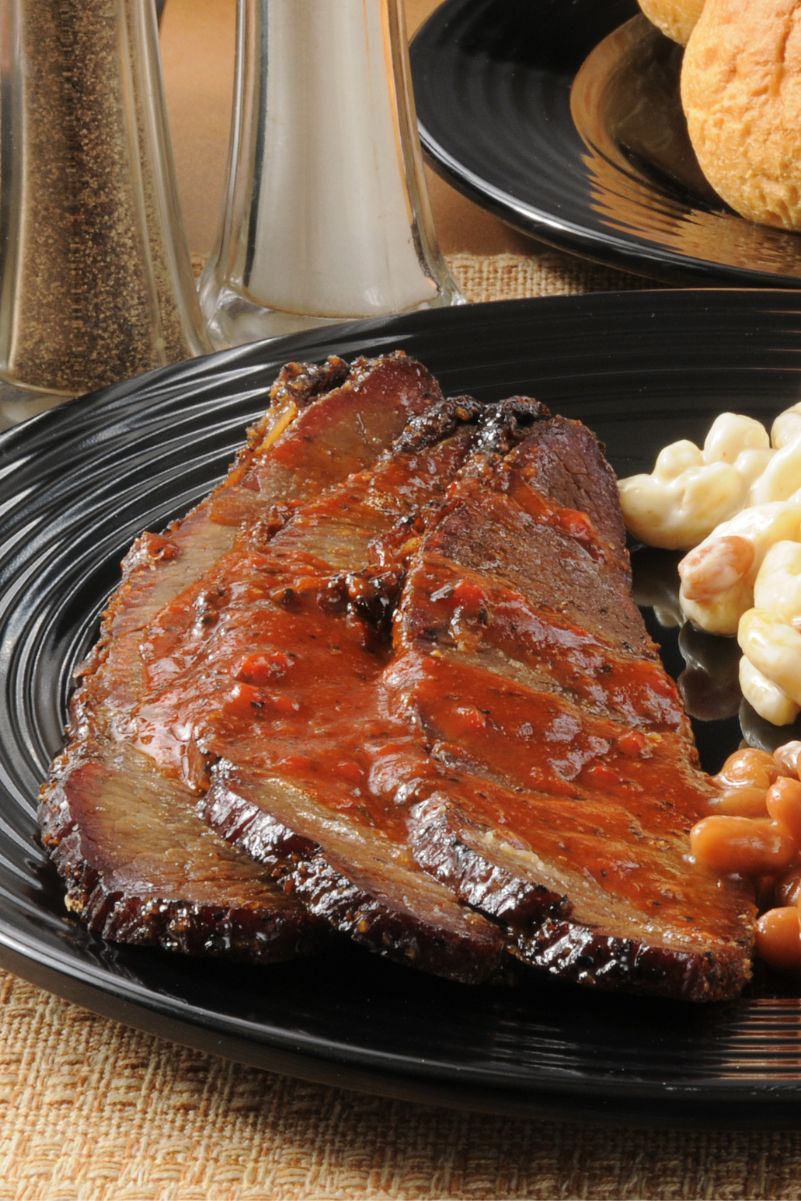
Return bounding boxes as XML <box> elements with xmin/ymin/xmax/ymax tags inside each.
<box><xmin>411</xmin><ymin>0</ymin><xmax>801</xmax><ymax>287</ymax></box>
<box><xmin>5</xmin><ymin>293</ymin><xmax>801</xmax><ymax>1127</ymax></box>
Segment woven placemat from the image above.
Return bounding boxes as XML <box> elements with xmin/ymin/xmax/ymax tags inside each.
<box><xmin>7</xmin><ymin>251</ymin><xmax>794</xmax><ymax>1201</ymax></box>
<box><xmin>447</xmin><ymin>251</ymin><xmax>647</xmax><ymax>302</ymax></box>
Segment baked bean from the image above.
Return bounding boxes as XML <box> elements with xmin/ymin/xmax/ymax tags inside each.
<box><xmin>690</xmin><ymin>816</ymin><xmax>796</xmax><ymax>875</ymax></box>
<box><xmin>775</xmin><ymin>868</ymin><xmax>801</xmax><ymax>907</ymax></box>
<box><xmin>773</xmin><ymin>740</ymin><xmax>801</xmax><ymax>780</ymax></box>
<box><xmin>707</xmin><ymin>786</ymin><xmax>769</xmax><ymax>818</ymax></box>
<box><xmin>685</xmin><ymin>727</ymin><xmax>801</xmax><ymax>971</ymax></box>
<box><xmin>755</xmin><ymin>907</ymin><xmax>801</xmax><ymax>972</ymax></box>
<box><xmin>716</xmin><ymin>747</ymin><xmax>779</xmax><ymax>791</ymax></box>
<box><xmin>766</xmin><ymin>777</ymin><xmax>801</xmax><ymax>846</ymax></box>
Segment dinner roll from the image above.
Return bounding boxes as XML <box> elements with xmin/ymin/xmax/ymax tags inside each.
<box><xmin>638</xmin><ymin>0</ymin><xmax>705</xmax><ymax>45</ymax></box>
<box><xmin>681</xmin><ymin>0</ymin><xmax>801</xmax><ymax>230</ymax></box>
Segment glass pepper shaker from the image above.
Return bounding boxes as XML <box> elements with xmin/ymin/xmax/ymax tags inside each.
<box><xmin>199</xmin><ymin>0</ymin><xmax>463</xmax><ymax>347</ymax></box>
<box><xmin>0</xmin><ymin>0</ymin><xmax>209</xmax><ymax>424</ymax></box>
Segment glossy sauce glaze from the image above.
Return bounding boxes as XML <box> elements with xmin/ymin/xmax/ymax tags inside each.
<box><xmin>129</xmin><ymin>406</ymin><xmax>754</xmax><ymax>996</ymax></box>
<box><xmin>388</xmin><ymin>445</ymin><xmax>753</xmax><ymax>973</ymax></box>
<box><xmin>37</xmin><ymin>352</ymin><xmax>450</xmax><ymax>964</ymax></box>
<box><xmin>133</xmin><ymin>419</ymin><xmax>485</xmax><ymax>830</ymax></box>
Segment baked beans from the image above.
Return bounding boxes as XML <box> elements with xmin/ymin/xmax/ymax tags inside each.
<box><xmin>755</xmin><ymin>907</ymin><xmax>801</xmax><ymax>972</ymax></box>
<box><xmin>716</xmin><ymin>747</ymin><xmax>779</xmax><ymax>790</ymax></box>
<box><xmin>689</xmin><ymin>742</ymin><xmax>801</xmax><ymax>973</ymax></box>
<box><xmin>690</xmin><ymin>816</ymin><xmax>795</xmax><ymax>875</ymax></box>
<box><xmin>775</xmin><ymin>867</ymin><xmax>801</xmax><ymax>907</ymax></box>
<box><xmin>766</xmin><ymin>777</ymin><xmax>801</xmax><ymax>844</ymax></box>
<box><xmin>707</xmin><ymin>786</ymin><xmax>769</xmax><ymax>817</ymax></box>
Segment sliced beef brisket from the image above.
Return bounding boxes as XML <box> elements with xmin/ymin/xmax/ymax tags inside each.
<box><xmin>142</xmin><ymin>399</ymin><xmax>527</xmax><ymax>982</ymax></box>
<box><xmin>40</xmin><ymin>362</ymin><xmax>756</xmax><ymax>1000</ymax></box>
<box><xmin>388</xmin><ymin>416</ymin><xmax>755</xmax><ymax>1001</ymax></box>
<box><xmin>39</xmin><ymin>353</ymin><xmax>444</xmax><ymax>961</ymax></box>
<box><xmin>201</xmin><ymin>408</ymin><xmax>754</xmax><ymax>999</ymax></box>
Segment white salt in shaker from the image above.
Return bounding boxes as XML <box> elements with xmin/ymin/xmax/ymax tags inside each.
<box><xmin>199</xmin><ymin>0</ymin><xmax>463</xmax><ymax>347</ymax></box>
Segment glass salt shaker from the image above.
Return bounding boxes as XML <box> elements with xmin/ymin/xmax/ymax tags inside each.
<box><xmin>0</xmin><ymin>0</ymin><xmax>209</xmax><ymax>426</ymax></box>
<box><xmin>199</xmin><ymin>0</ymin><xmax>463</xmax><ymax>347</ymax></box>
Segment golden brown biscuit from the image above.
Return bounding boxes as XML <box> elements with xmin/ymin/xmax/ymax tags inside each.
<box><xmin>638</xmin><ymin>0</ymin><xmax>705</xmax><ymax>45</ymax></box>
<box><xmin>681</xmin><ymin>0</ymin><xmax>801</xmax><ymax>229</ymax></box>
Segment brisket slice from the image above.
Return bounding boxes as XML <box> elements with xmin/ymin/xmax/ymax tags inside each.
<box><xmin>40</xmin><ymin>353</ymin><xmax>442</xmax><ymax>959</ymax></box>
<box><xmin>143</xmin><ymin>399</ymin><xmax>531</xmax><ymax>982</ymax></box>
<box><xmin>387</xmin><ymin>415</ymin><xmax>755</xmax><ymax>1001</ymax></box>
<box><xmin>43</xmin><ymin>744</ymin><xmax>310</xmax><ymax>960</ymax></box>
<box><xmin>196</xmin><ymin>401</ymin><xmax>754</xmax><ymax>997</ymax></box>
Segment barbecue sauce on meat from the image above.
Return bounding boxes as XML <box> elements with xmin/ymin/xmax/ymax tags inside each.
<box><xmin>126</xmin><ymin>399</ymin><xmax>510</xmax><ymax>983</ymax></box>
<box><xmin>37</xmin><ymin>353</ymin><xmax>464</xmax><ymax>965</ymax></box>
<box><xmin>129</xmin><ymin>404</ymin><xmax>753</xmax><ymax>998</ymax></box>
<box><xmin>42</xmin><ymin>341</ymin><xmax>753</xmax><ymax>996</ymax></box>
<box><xmin>389</xmin><ymin>433</ymin><xmax>754</xmax><ymax>997</ymax></box>
<box><xmin>133</xmin><ymin>427</ymin><xmax>477</xmax><ymax>838</ymax></box>
<box><xmin>139</xmin><ymin>547</ymin><xmax>744</xmax><ymax>953</ymax></box>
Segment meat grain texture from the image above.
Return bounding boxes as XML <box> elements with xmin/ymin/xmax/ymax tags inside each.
<box><xmin>40</xmin><ymin>355</ymin><xmax>755</xmax><ymax>1000</ymax></box>
<box><xmin>40</xmin><ymin>353</ymin><xmax>442</xmax><ymax>961</ymax></box>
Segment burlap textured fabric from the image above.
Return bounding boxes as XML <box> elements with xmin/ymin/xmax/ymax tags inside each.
<box><xmin>6</xmin><ymin>251</ymin><xmax>795</xmax><ymax>1201</ymax></box>
<box><xmin>448</xmin><ymin>251</ymin><xmax>644</xmax><ymax>302</ymax></box>
<box><xmin>3</xmin><ymin>966</ymin><xmax>801</xmax><ymax>1201</ymax></box>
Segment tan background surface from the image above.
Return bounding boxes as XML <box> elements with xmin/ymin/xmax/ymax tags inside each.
<box><xmin>3</xmin><ymin>3</ymin><xmax>788</xmax><ymax>1200</ymax></box>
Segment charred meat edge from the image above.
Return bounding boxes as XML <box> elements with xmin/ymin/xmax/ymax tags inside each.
<box><xmin>394</xmin><ymin>417</ymin><xmax>754</xmax><ymax>1001</ymax></box>
<box><xmin>193</xmin><ymin>402</ymin><xmax>553</xmax><ymax>982</ymax></box>
<box><xmin>39</xmin><ymin>353</ymin><xmax>443</xmax><ymax>960</ymax></box>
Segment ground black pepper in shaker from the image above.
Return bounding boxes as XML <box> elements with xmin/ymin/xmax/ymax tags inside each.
<box><xmin>0</xmin><ymin>0</ymin><xmax>209</xmax><ymax>406</ymax></box>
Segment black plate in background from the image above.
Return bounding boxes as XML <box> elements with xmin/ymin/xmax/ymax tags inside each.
<box><xmin>5</xmin><ymin>294</ymin><xmax>801</xmax><ymax>1127</ymax></box>
<box><xmin>411</xmin><ymin>0</ymin><xmax>801</xmax><ymax>287</ymax></box>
